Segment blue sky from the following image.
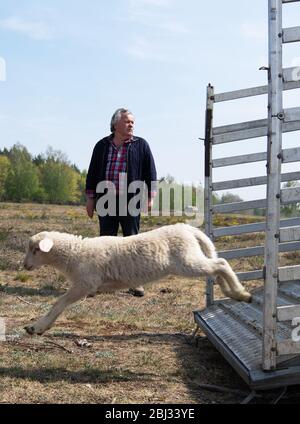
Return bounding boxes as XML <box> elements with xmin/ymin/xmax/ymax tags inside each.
<box><xmin>0</xmin><ymin>0</ymin><xmax>299</xmax><ymax>200</ymax></box>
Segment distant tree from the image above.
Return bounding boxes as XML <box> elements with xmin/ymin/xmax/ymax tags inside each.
<box><xmin>281</xmin><ymin>181</ymin><xmax>300</xmax><ymax>217</ymax></box>
<box><xmin>159</xmin><ymin>174</ymin><xmax>175</xmax><ymax>184</ymax></box>
<box><xmin>71</xmin><ymin>163</ymin><xmax>81</xmax><ymax>173</ymax></box>
<box><xmin>0</xmin><ymin>155</ymin><xmax>11</xmax><ymax>200</ymax></box>
<box><xmin>219</xmin><ymin>192</ymin><xmax>243</xmax><ymax>204</ymax></box>
<box><xmin>212</xmin><ymin>193</ymin><xmax>221</xmax><ymax>205</ymax></box>
<box><xmin>7</xmin><ymin>143</ymin><xmax>31</xmax><ymax>162</ymax></box>
<box><xmin>253</xmin><ymin>208</ymin><xmax>266</xmax><ymax>217</ymax></box>
<box><xmin>44</xmin><ymin>146</ymin><xmax>69</xmax><ymax>165</ymax></box>
<box><xmin>212</xmin><ymin>192</ymin><xmax>243</xmax><ymax>205</ymax></box>
<box><xmin>32</xmin><ymin>154</ymin><xmax>45</xmax><ymax>166</ymax></box>
<box><xmin>0</xmin><ymin>144</ymin><xmax>88</xmax><ymax>204</ymax></box>
<box><xmin>155</xmin><ymin>176</ymin><xmax>203</xmax><ymax>214</ymax></box>
<box><xmin>40</xmin><ymin>159</ymin><xmax>80</xmax><ymax>204</ymax></box>
<box><xmin>5</xmin><ymin>144</ymin><xmax>41</xmax><ymax>202</ymax></box>
<box><xmin>0</xmin><ymin>147</ymin><xmax>10</xmax><ymax>157</ymax></box>
<box><xmin>78</xmin><ymin>170</ymin><xmax>87</xmax><ymax>204</ymax></box>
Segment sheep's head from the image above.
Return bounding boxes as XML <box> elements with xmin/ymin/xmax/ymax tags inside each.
<box><xmin>23</xmin><ymin>232</ymin><xmax>54</xmax><ymax>271</ymax></box>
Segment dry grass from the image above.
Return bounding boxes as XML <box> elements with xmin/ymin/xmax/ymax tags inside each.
<box><xmin>0</xmin><ymin>202</ymin><xmax>299</xmax><ymax>404</ymax></box>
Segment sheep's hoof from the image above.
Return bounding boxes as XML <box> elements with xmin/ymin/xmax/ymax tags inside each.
<box><xmin>126</xmin><ymin>287</ymin><xmax>145</xmax><ymax>297</ymax></box>
<box><xmin>24</xmin><ymin>325</ymin><xmax>35</xmax><ymax>335</ymax></box>
<box><xmin>24</xmin><ymin>325</ymin><xmax>43</xmax><ymax>335</ymax></box>
<box><xmin>243</xmin><ymin>292</ymin><xmax>252</xmax><ymax>303</ymax></box>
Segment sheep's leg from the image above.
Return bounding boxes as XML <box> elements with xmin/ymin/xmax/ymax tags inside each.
<box><xmin>183</xmin><ymin>257</ymin><xmax>251</xmax><ymax>302</ymax></box>
<box><xmin>215</xmin><ymin>276</ymin><xmax>234</xmax><ymax>298</ymax></box>
<box><xmin>213</xmin><ymin>258</ymin><xmax>251</xmax><ymax>302</ymax></box>
<box><xmin>189</xmin><ymin>230</ymin><xmax>247</xmax><ymax>300</ymax></box>
<box><xmin>24</xmin><ymin>285</ymin><xmax>88</xmax><ymax>335</ymax></box>
<box><xmin>215</xmin><ymin>275</ymin><xmax>249</xmax><ymax>302</ymax></box>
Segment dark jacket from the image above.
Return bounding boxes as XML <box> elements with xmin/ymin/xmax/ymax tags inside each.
<box><xmin>86</xmin><ymin>134</ymin><xmax>157</xmax><ymax>199</ymax></box>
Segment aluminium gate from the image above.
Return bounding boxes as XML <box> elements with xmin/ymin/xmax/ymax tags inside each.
<box><xmin>194</xmin><ymin>0</ymin><xmax>300</xmax><ymax>389</ymax></box>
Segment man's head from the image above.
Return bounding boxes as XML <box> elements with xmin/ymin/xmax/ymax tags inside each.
<box><xmin>110</xmin><ymin>108</ymin><xmax>134</xmax><ymax>139</ymax></box>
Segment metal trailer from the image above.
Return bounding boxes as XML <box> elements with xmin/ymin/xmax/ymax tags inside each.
<box><xmin>194</xmin><ymin>0</ymin><xmax>300</xmax><ymax>389</ymax></box>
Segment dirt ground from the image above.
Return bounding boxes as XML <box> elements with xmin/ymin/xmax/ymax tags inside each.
<box><xmin>1</xmin><ymin>202</ymin><xmax>300</xmax><ymax>404</ymax></box>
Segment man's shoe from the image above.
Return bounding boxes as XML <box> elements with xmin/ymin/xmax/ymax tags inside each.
<box><xmin>127</xmin><ymin>286</ymin><xmax>145</xmax><ymax>297</ymax></box>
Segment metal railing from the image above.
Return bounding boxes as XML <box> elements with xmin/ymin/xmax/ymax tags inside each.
<box><xmin>203</xmin><ymin>0</ymin><xmax>300</xmax><ymax>372</ymax></box>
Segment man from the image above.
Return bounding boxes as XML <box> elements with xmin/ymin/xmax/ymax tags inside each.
<box><xmin>85</xmin><ymin>108</ymin><xmax>157</xmax><ymax>297</ymax></box>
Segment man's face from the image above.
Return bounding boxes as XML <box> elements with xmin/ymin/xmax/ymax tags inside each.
<box><xmin>115</xmin><ymin>113</ymin><xmax>134</xmax><ymax>139</ymax></box>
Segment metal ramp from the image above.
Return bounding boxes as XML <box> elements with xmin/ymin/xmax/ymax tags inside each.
<box><xmin>195</xmin><ymin>284</ymin><xmax>300</xmax><ymax>390</ymax></box>
<box><xmin>194</xmin><ymin>0</ymin><xmax>300</xmax><ymax>389</ymax></box>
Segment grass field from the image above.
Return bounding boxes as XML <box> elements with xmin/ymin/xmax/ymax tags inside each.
<box><xmin>0</xmin><ymin>202</ymin><xmax>299</xmax><ymax>404</ymax></box>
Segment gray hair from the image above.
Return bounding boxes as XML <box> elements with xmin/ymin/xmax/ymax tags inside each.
<box><xmin>110</xmin><ymin>108</ymin><xmax>133</xmax><ymax>133</ymax></box>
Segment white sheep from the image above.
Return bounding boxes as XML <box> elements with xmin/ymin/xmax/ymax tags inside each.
<box><xmin>23</xmin><ymin>223</ymin><xmax>251</xmax><ymax>335</ymax></box>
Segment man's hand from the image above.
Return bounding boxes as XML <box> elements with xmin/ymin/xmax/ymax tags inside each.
<box><xmin>148</xmin><ymin>198</ymin><xmax>154</xmax><ymax>210</ymax></box>
<box><xmin>142</xmin><ymin>198</ymin><xmax>154</xmax><ymax>214</ymax></box>
<box><xmin>86</xmin><ymin>198</ymin><xmax>96</xmax><ymax>219</ymax></box>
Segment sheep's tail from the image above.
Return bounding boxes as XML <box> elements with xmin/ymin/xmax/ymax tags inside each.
<box><xmin>188</xmin><ymin>226</ymin><xmax>217</xmax><ymax>259</ymax></box>
<box><xmin>188</xmin><ymin>226</ymin><xmax>231</xmax><ymax>294</ymax></box>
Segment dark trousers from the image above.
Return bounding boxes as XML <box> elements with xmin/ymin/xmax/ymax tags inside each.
<box><xmin>98</xmin><ymin>214</ymin><xmax>140</xmax><ymax>237</ymax></box>
<box><xmin>98</xmin><ymin>212</ymin><xmax>142</xmax><ymax>292</ymax></box>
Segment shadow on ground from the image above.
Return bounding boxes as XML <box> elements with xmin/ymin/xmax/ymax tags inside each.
<box><xmin>0</xmin><ymin>284</ymin><xmax>64</xmax><ymax>297</ymax></box>
<box><xmin>0</xmin><ymin>366</ymin><xmax>155</xmax><ymax>385</ymax></box>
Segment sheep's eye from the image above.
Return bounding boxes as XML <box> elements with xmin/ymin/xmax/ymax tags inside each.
<box><xmin>33</xmin><ymin>247</ymin><xmax>40</xmax><ymax>255</ymax></box>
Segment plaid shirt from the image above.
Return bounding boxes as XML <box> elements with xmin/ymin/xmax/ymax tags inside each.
<box><xmin>105</xmin><ymin>139</ymin><xmax>132</xmax><ymax>194</ymax></box>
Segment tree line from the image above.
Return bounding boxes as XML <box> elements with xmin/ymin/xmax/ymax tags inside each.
<box><xmin>0</xmin><ymin>143</ymin><xmax>86</xmax><ymax>204</ymax></box>
<box><xmin>0</xmin><ymin>144</ymin><xmax>298</xmax><ymax>216</ymax></box>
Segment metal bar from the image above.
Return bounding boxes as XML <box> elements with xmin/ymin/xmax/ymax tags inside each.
<box><xmin>213</xmin><ymin>127</ymin><xmax>267</xmax><ymax>144</ymax></box>
<box><xmin>283</xmin><ymin>120</ymin><xmax>300</xmax><ymax>133</ymax></box>
<box><xmin>219</xmin><ymin>241</ymin><xmax>300</xmax><ymax>260</ymax></box>
<box><xmin>214</xmin><ymin>80</ymin><xmax>300</xmax><ymax>104</ymax></box>
<box><xmin>284</xmin><ymin>107</ymin><xmax>300</xmax><ymax>122</ymax></box>
<box><xmin>212</xmin><ymin>152</ymin><xmax>267</xmax><ymax>168</ymax></box>
<box><xmin>204</xmin><ymin>84</ymin><xmax>214</xmax><ymax>307</ymax></box>
<box><xmin>279</xmin><ymin>281</ymin><xmax>300</xmax><ymax>302</ymax></box>
<box><xmin>213</xmin><ymin>175</ymin><xmax>268</xmax><ymax>191</ymax></box>
<box><xmin>213</xmin><ymin>171</ymin><xmax>300</xmax><ymax>191</ymax></box>
<box><xmin>213</xmin><ymin>218</ymin><xmax>300</xmax><ymax>238</ymax></box>
<box><xmin>213</xmin><ymin>222</ymin><xmax>266</xmax><ymax>237</ymax></box>
<box><xmin>280</xmin><ymin>226</ymin><xmax>300</xmax><ymax>242</ymax></box>
<box><xmin>213</xmin><ymin>120</ymin><xmax>300</xmax><ymax>145</ymax></box>
<box><xmin>277</xmin><ymin>341</ymin><xmax>300</xmax><ymax>356</ymax></box>
<box><xmin>219</xmin><ymin>246</ymin><xmax>264</xmax><ymax>260</ymax></box>
<box><xmin>283</xmin><ymin>67</ymin><xmax>300</xmax><ymax>83</ymax></box>
<box><xmin>281</xmin><ymin>187</ymin><xmax>300</xmax><ymax>204</ymax></box>
<box><xmin>277</xmin><ymin>305</ymin><xmax>300</xmax><ymax>322</ymax></box>
<box><xmin>279</xmin><ymin>265</ymin><xmax>300</xmax><ymax>282</ymax></box>
<box><xmin>279</xmin><ymin>241</ymin><xmax>300</xmax><ymax>252</ymax></box>
<box><xmin>213</xmin><ymin>119</ymin><xmax>267</xmax><ymax>135</ymax></box>
<box><xmin>279</xmin><ymin>218</ymin><xmax>300</xmax><ymax>228</ymax></box>
<box><xmin>214</xmin><ymin>86</ymin><xmax>268</xmax><ymax>103</ymax></box>
<box><xmin>282</xmin><ymin>0</ymin><xmax>300</xmax><ymax>3</ymax></box>
<box><xmin>236</xmin><ymin>270</ymin><xmax>264</xmax><ymax>281</ymax></box>
<box><xmin>283</xmin><ymin>26</ymin><xmax>300</xmax><ymax>43</ymax></box>
<box><xmin>213</xmin><ymin>199</ymin><xmax>267</xmax><ymax>214</ymax></box>
<box><xmin>282</xmin><ymin>147</ymin><xmax>300</xmax><ymax>163</ymax></box>
<box><xmin>284</xmin><ymin>80</ymin><xmax>300</xmax><ymax>90</ymax></box>
<box><xmin>263</xmin><ymin>0</ymin><xmax>283</xmax><ymax>371</ymax></box>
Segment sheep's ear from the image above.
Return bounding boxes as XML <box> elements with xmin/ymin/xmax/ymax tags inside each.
<box><xmin>39</xmin><ymin>238</ymin><xmax>54</xmax><ymax>253</ymax></box>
